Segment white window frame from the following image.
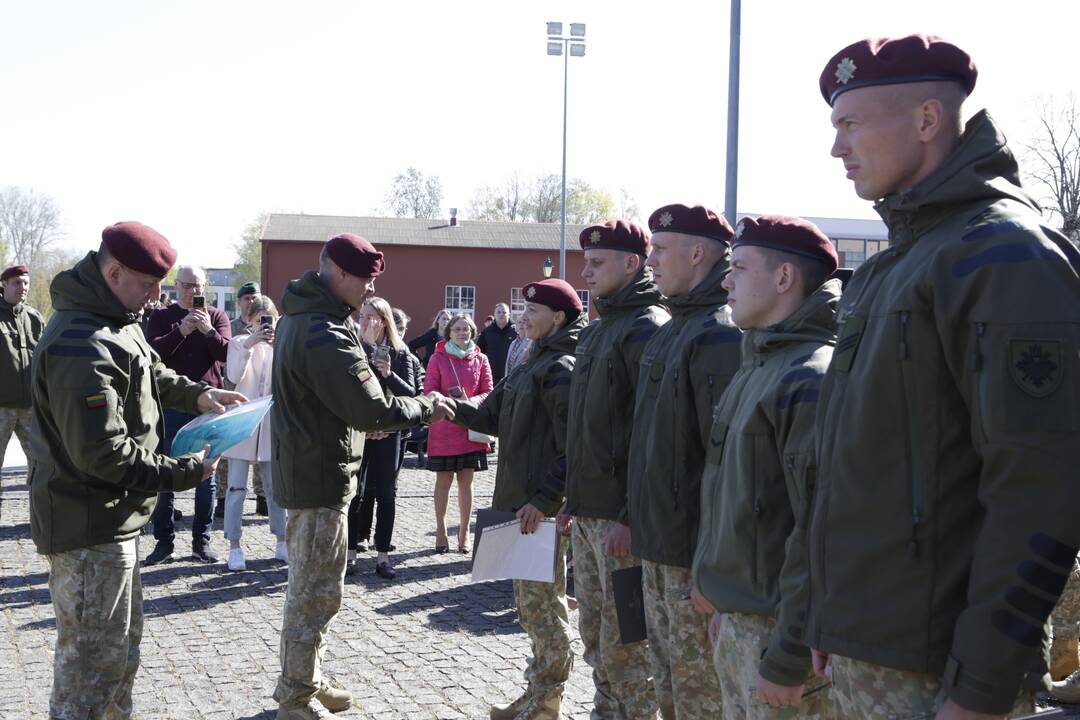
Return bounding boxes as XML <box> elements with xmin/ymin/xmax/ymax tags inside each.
<box><xmin>445</xmin><ymin>285</ymin><xmax>476</xmax><ymax>318</ymax></box>
<box><xmin>576</xmin><ymin>289</ymin><xmax>590</xmax><ymax>315</ymax></box>
<box><xmin>510</xmin><ymin>288</ymin><xmax>525</xmax><ymax>316</ymax></box>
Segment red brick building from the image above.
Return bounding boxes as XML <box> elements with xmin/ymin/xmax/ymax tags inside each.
<box><xmin>260</xmin><ymin>214</ymin><xmax>593</xmax><ymax>341</ymax></box>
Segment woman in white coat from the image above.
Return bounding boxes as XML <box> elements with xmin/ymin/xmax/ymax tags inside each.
<box><xmin>223</xmin><ymin>295</ymin><xmax>287</xmax><ymax>571</ymax></box>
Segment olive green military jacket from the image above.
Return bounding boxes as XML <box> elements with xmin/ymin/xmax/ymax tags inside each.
<box><xmin>627</xmin><ymin>257</ymin><xmax>743</xmax><ymax>568</ymax></box>
<box><xmin>564</xmin><ymin>268</ymin><xmax>668</xmax><ymax>522</ymax></box>
<box><xmin>30</xmin><ymin>253</ymin><xmax>208</xmax><ymax>555</ymax></box>
<box><xmin>271</xmin><ymin>271</ymin><xmax>433</xmax><ymax>509</ymax></box>
<box><xmin>807</xmin><ymin>111</ymin><xmax>1080</xmax><ymax>714</ymax></box>
<box><xmin>453</xmin><ymin>315</ymin><xmax>586</xmax><ymax>516</ymax></box>
<box><xmin>692</xmin><ymin>279</ymin><xmax>839</xmax><ymax>687</ymax></box>
<box><xmin>0</xmin><ymin>295</ymin><xmax>45</xmax><ymax>408</ymax></box>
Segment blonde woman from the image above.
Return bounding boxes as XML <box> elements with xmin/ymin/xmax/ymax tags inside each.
<box><xmin>223</xmin><ymin>295</ymin><xmax>287</xmax><ymax>571</ymax></box>
<box><xmin>346</xmin><ymin>297</ymin><xmax>422</xmax><ymax>579</ymax></box>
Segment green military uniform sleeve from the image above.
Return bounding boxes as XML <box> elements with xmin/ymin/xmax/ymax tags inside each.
<box><xmin>451</xmin><ymin>378</ymin><xmax>504</xmax><ymax>437</ymax></box>
<box><xmin>48</xmin><ymin>345</ymin><xmax>205</xmax><ymax>494</ymax></box>
<box><xmin>760</xmin><ymin>363</ymin><xmax>827</xmax><ymax>687</ymax></box>
<box><xmin>304</xmin><ymin>324</ymin><xmax>433</xmax><ymax>431</ymax></box>
<box><xmin>528</xmin><ymin>358</ymin><xmax>573</xmax><ymax>515</ymax></box>
<box><xmin>931</xmin><ymin>223</ymin><xmax>1080</xmax><ymax>713</ymax></box>
<box><xmin>688</xmin><ymin>323</ymin><xmax>742</xmax><ymax>449</ymax></box>
<box><xmin>153</xmin><ymin>359</ymin><xmax>208</xmax><ymax>414</ymax></box>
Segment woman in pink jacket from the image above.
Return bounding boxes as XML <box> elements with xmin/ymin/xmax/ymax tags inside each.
<box><xmin>423</xmin><ymin>313</ymin><xmax>493</xmax><ymax>553</ymax></box>
<box><xmin>222</xmin><ymin>296</ymin><xmax>287</xmax><ymax>571</ymax></box>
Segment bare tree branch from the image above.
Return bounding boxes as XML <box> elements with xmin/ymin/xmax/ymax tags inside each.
<box><xmin>0</xmin><ymin>186</ymin><xmax>64</xmax><ymax>267</ymax></box>
<box><xmin>1021</xmin><ymin>95</ymin><xmax>1080</xmax><ymax>244</ymax></box>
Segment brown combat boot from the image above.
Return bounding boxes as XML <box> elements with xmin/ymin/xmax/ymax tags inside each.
<box><xmin>1051</xmin><ymin>635</ymin><xmax>1080</xmax><ymax>681</ymax></box>
<box><xmin>514</xmin><ymin>688</ymin><xmax>562</xmax><ymax>720</ymax></box>
<box><xmin>275</xmin><ymin>698</ymin><xmax>332</xmax><ymax>720</ymax></box>
<box><xmin>315</xmin><ymin>678</ymin><xmax>352</xmax><ymax>713</ymax></box>
<box><xmin>1050</xmin><ymin>669</ymin><xmax>1080</xmax><ymax>704</ymax></box>
<box><xmin>490</xmin><ymin>689</ymin><xmax>532</xmax><ymax>719</ymax></box>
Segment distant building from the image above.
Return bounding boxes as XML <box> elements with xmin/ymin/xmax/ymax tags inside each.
<box><xmin>162</xmin><ymin>267</ymin><xmax>241</xmax><ymax>317</ymax></box>
<box><xmin>259</xmin><ymin>212</ymin><xmax>888</xmax><ymax>343</ymax></box>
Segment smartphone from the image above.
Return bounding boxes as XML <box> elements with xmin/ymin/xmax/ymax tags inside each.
<box><xmin>373</xmin><ymin>344</ymin><xmax>391</xmax><ymax>365</ymax></box>
<box><xmin>260</xmin><ymin>315</ymin><xmax>273</xmax><ymax>327</ymax></box>
<box><xmin>192</xmin><ymin>295</ymin><xmax>206</xmax><ymax>309</ymax></box>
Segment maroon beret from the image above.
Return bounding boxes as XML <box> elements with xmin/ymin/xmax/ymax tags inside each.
<box><xmin>522</xmin><ymin>279</ymin><xmax>582</xmax><ymax>315</ymax></box>
<box><xmin>820</xmin><ymin>34</ymin><xmax>977</xmax><ymax>106</ymax></box>
<box><xmin>579</xmin><ymin>219</ymin><xmax>651</xmax><ymax>256</ymax></box>
<box><xmin>648</xmin><ymin>204</ymin><xmax>733</xmax><ymax>243</ymax></box>
<box><xmin>1</xmin><ymin>264</ymin><xmax>29</xmax><ymax>282</ymax></box>
<box><xmin>100</xmin><ymin>221</ymin><xmax>177</xmax><ymax>278</ymax></box>
<box><xmin>326</xmin><ymin>233</ymin><xmax>385</xmax><ymax>278</ymax></box>
<box><xmin>732</xmin><ymin>215</ymin><xmax>839</xmax><ymax>274</ymax></box>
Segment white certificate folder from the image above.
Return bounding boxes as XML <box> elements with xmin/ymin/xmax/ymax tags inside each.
<box><xmin>471</xmin><ymin>518</ymin><xmax>558</xmax><ymax>584</ymax></box>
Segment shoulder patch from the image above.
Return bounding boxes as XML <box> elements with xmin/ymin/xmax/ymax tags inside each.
<box><xmin>308</xmin><ymin>321</ymin><xmax>332</xmax><ymax>334</ymax></box>
<box><xmin>85</xmin><ymin>393</ymin><xmax>107</xmax><ymax>409</ymax></box>
<box><xmin>47</xmin><ymin>344</ymin><xmax>101</xmax><ymax>358</ymax></box>
<box><xmin>952</xmin><ymin>242</ymin><xmax>1060</xmax><ymax>278</ymax></box>
<box><xmin>1009</xmin><ymin>339</ymin><xmax>1062</xmax><ymax>397</ymax></box>
<box><xmin>305</xmin><ymin>333</ymin><xmax>338</xmax><ymax>350</ymax></box>
<box><xmin>349</xmin><ymin>361</ymin><xmax>373</xmax><ymax>383</ymax></box>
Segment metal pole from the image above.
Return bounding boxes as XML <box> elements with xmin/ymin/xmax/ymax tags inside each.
<box><xmin>724</xmin><ymin>0</ymin><xmax>741</xmax><ymax>227</ymax></box>
<box><xmin>560</xmin><ymin>42</ymin><xmax>569</xmax><ymax>280</ymax></box>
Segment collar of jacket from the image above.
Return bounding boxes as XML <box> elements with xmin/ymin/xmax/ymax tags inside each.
<box><xmin>874</xmin><ymin>110</ymin><xmax>1040</xmax><ymax>246</ymax></box>
<box><xmin>593</xmin><ymin>265</ymin><xmax>664</xmax><ymax>318</ymax></box>
<box><xmin>532</xmin><ymin>312</ymin><xmax>588</xmax><ymax>358</ymax></box>
<box><xmin>50</xmin><ymin>252</ymin><xmax>139</xmax><ymax>325</ymax></box>
<box><xmin>742</xmin><ymin>277</ymin><xmax>841</xmax><ymax>366</ymax></box>
<box><xmin>665</xmin><ymin>252</ymin><xmax>732</xmax><ymax>319</ymax></box>
<box><xmin>280</xmin><ymin>270</ymin><xmax>354</xmax><ymax>320</ymax></box>
<box><xmin>0</xmin><ymin>295</ymin><xmax>23</xmax><ymax>317</ymax></box>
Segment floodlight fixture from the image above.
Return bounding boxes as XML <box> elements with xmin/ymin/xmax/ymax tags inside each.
<box><xmin>547</xmin><ymin>21</ymin><xmax>563</xmax><ymax>37</ymax></box>
<box><xmin>570</xmin><ymin>23</ymin><xmax>586</xmax><ymax>37</ymax></box>
<box><xmin>570</xmin><ymin>43</ymin><xmax>585</xmax><ymax>57</ymax></box>
<box><xmin>547</xmin><ymin>42</ymin><xmax>563</xmax><ymax>56</ymax></box>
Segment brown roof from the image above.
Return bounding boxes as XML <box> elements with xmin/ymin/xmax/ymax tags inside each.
<box><xmin>261</xmin><ymin>213</ymin><xmax>591</xmax><ymax>251</ymax></box>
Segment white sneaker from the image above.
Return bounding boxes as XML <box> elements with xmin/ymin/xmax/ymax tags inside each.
<box><xmin>275</xmin><ymin>540</ymin><xmax>288</xmax><ymax>563</ymax></box>
<box><xmin>227</xmin><ymin>547</ymin><xmax>246</xmax><ymax>571</ymax></box>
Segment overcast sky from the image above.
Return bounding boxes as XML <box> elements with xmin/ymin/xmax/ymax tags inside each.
<box><xmin>3</xmin><ymin>0</ymin><xmax>1077</xmax><ymax>268</ymax></box>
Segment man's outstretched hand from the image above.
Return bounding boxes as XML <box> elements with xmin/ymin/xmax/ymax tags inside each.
<box><xmin>197</xmin><ymin>389</ymin><xmax>248</xmax><ymax>414</ymax></box>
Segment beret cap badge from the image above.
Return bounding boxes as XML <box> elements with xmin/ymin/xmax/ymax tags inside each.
<box><xmin>589</xmin><ymin>230</ymin><xmax>602</xmax><ymax>244</ymax></box>
<box><xmin>526</xmin><ymin>286</ymin><xmax>537</xmax><ymax>299</ymax></box>
<box><xmin>658</xmin><ymin>211</ymin><xmax>674</xmax><ymax>228</ymax></box>
<box><xmin>734</xmin><ymin>222</ymin><xmax>746</xmax><ymax>240</ymax></box>
<box><xmin>835</xmin><ymin>57</ymin><xmax>857</xmax><ymax>84</ymax></box>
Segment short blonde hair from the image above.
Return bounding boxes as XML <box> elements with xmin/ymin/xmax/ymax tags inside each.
<box><xmin>447</xmin><ymin>313</ymin><xmax>478</xmax><ymax>341</ymax></box>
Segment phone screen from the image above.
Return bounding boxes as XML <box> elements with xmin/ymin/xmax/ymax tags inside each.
<box><xmin>260</xmin><ymin>315</ymin><xmax>273</xmax><ymax>326</ymax></box>
<box><xmin>193</xmin><ymin>295</ymin><xmax>206</xmax><ymax>309</ymax></box>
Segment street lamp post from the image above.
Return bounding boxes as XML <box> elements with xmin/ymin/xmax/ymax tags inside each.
<box><xmin>546</xmin><ymin>22</ymin><xmax>586</xmax><ymax>280</ymax></box>
<box><xmin>542</xmin><ymin>257</ymin><xmax>554</xmax><ymax>278</ymax></box>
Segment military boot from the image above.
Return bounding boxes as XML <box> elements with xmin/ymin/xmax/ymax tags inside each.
<box><xmin>514</xmin><ymin>688</ymin><xmax>562</xmax><ymax>720</ymax></box>
<box><xmin>1051</xmin><ymin>669</ymin><xmax>1080</xmax><ymax>704</ymax></box>
<box><xmin>1051</xmin><ymin>634</ymin><xmax>1080</xmax><ymax>681</ymax></box>
<box><xmin>315</xmin><ymin>678</ymin><xmax>352</xmax><ymax>713</ymax></box>
<box><xmin>490</xmin><ymin>689</ymin><xmax>533</xmax><ymax>719</ymax></box>
<box><xmin>275</xmin><ymin>698</ymin><xmax>332</xmax><ymax>720</ymax></box>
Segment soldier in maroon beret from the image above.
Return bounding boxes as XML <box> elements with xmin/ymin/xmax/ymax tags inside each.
<box><xmin>557</xmin><ymin>219</ymin><xmax>669</xmax><ymax>716</ymax></box>
<box><xmin>269</xmin><ymin>233</ymin><xmax>452</xmax><ymax>718</ymax></box>
<box><xmin>809</xmin><ymin>33</ymin><xmax>1080</xmax><ymax>719</ymax></box>
<box><xmin>623</xmin><ymin>202</ymin><xmax>740</xmax><ymax>717</ymax></box>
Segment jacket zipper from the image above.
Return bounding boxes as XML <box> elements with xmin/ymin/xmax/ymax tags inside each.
<box><xmin>898</xmin><ymin>311</ymin><xmax>923</xmax><ymax>556</ymax></box>
<box><xmin>607</xmin><ymin>359</ymin><xmax>617</xmax><ymax>482</ymax></box>
<box><xmin>672</xmin><ymin>367</ymin><xmax>680</xmax><ymax>510</ymax></box>
<box><xmin>972</xmin><ymin>322</ymin><xmax>988</xmax><ymax>442</ymax></box>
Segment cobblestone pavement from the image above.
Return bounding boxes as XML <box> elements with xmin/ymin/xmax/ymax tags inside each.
<box><xmin>2</xmin><ymin>455</ymin><xmax>1077</xmax><ymax>719</ymax></box>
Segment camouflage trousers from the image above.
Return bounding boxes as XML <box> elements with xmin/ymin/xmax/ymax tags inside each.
<box><xmin>1051</xmin><ymin>555</ymin><xmax>1080</xmax><ymax>679</ymax></box>
<box><xmin>47</xmin><ymin>538</ymin><xmax>142</xmax><ymax>720</ymax></box>
<box><xmin>829</xmin><ymin>655</ymin><xmax>1035</xmax><ymax>719</ymax></box>
<box><xmin>273</xmin><ymin>505</ymin><xmax>348</xmax><ymax>706</ymax></box>
<box><xmin>0</xmin><ymin>407</ymin><xmax>33</xmax><ymax>509</ymax></box>
<box><xmin>714</xmin><ymin>613</ymin><xmax>834</xmax><ymax>720</ymax></box>
<box><xmin>572</xmin><ymin>517</ymin><xmax>658</xmax><ymax>719</ymax></box>
<box><xmin>641</xmin><ymin>560</ymin><xmax>722</xmax><ymax>720</ymax></box>
<box><xmin>215</xmin><ymin>457</ymin><xmax>264</xmax><ymax>499</ymax></box>
<box><xmin>512</xmin><ymin>535</ymin><xmax>574</xmax><ymax>696</ymax></box>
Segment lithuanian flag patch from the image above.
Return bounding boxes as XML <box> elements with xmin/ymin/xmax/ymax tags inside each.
<box><xmin>348</xmin><ymin>362</ymin><xmax>373</xmax><ymax>383</ymax></box>
<box><xmin>85</xmin><ymin>393</ymin><xmax>107</xmax><ymax>409</ymax></box>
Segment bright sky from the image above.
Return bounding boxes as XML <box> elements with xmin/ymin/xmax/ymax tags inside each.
<box><xmin>3</xmin><ymin>0</ymin><xmax>1077</xmax><ymax>268</ymax></box>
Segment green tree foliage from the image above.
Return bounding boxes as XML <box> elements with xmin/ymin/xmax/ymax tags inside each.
<box><xmin>232</xmin><ymin>213</ymin><xmax>268</xmax><ymax>285</ymax></box>
<box><xmin>467</xmin><ymin>174</ymin><xmax>629</xmax><ymax>225</ymax></box>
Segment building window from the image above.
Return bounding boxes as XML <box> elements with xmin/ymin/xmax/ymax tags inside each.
<box><xmin>510</xmin><ymin>288</ymin><xmax>525</xmax><ymax>316</ymax></box>
<box><xmin>224</xmin><ymin>293</ymin><xmax>235</xmax><ymax>315</ymax></box>
<box><xmin>445</xmin><ymin>285</ymin><xmax>476</xmax><ymax>317</ymax></box>
<box><xmin>576</xmin><ymin>289</ymin><xmax>590</xmax><ymax>315</ymax></box>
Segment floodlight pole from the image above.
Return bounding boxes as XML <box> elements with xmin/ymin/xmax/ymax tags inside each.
<box><xmin>560</xmin><ymin>46</ymin><xmax>569</xmax><ymax>280</ymax></box>
<box><xmin>724</xmin><ymin>0</ymin><xmax>741</xmax><ymax>227</ymax></box>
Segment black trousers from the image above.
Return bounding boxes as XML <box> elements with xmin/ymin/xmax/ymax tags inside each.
<box><xmin>347</xmin><ymin>433</ymin><xmax>400</xmax><ymax>553</ymax></box>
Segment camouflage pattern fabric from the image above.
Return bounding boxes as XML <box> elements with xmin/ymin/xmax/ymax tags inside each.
<box><xmin>641</xmin><ymin>559</ymin><xmax>722</xmax><ymax>719</ymax></box>
<box><xmin>572</xmin><ymin>517</ymin><xmax>658</xmax><ymax>719</ymax></box>
<box><xmin>512</xmin><ymin>536</ymin><xmax>573</xmax><ymax>698</ymax></box>
<box><xmin>47</xmin><ymin>538</ymin><xmax>142</xmax><ymax>720</ymax></box>
<box><xmin>1051</xmin><ymin>554</ymin><xmax>1080</xmax><ymax>679</ymax></box>
<box><xmin>0</xmin><ymin>405</ymin><xmax>33</xmax><ymax>474</ymax></box>
<box><xmin>714</xmin><ymin>612</ymin><xmax>834</xmax><ymax>720</ymax></box>
<box><xmin>273</xmin><ymin>506</ymin><xmax>348</xmax><ymax>706</ymax></box>
<box><xmin>829</xmin><ymin>655</ymin><xmax>1035</xmax><ymax>719</ymax></box>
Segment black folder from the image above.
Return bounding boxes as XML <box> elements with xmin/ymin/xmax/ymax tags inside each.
<box><xmin>612</xmin><ymin>565</ymin><xmax>648</xmax><ymax>644</ymax></box>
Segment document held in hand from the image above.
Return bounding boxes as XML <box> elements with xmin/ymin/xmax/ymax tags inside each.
<box><xmin>471</xmin><ymin>518</ymin><xmax>559</xmax><ymax>583</ymax></box>
<box><xmin>171</xmin><ymin>396</ymin><xmax>273</xmax><ymax>460</ymax></box>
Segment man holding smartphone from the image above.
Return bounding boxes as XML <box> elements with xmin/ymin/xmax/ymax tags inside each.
<box><xmin>145</xmin><ymin>264</ymin><xmax>232</xmax><ymax>564</ymax></box>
